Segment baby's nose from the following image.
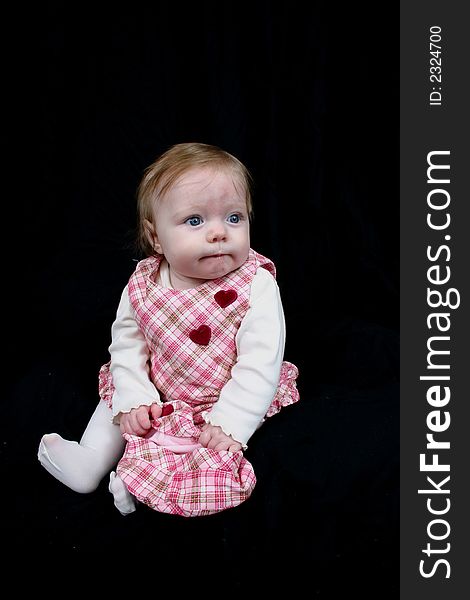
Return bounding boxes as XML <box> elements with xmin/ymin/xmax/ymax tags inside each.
<box><xmin>207</xmin><ymin>223</ymin><xmax>226</xmax><ymax>242</ymax></box>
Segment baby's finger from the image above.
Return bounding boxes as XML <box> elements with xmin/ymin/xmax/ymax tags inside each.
<box><xmin>199</xmin><ymin>429</ymin><xmax>212</xmax><ymax>447</ymax></box>
<box><xmin>128</xmin><ymin>411</ymin><xmax>146</xmax><ymax>436</ymax></box>
<box><xmin>135</xmin><ymin>408</ymin><xmax>151</xmax><ymax>430</ymax></box>
<box><xmin>213</xmin><ymin>440</ymin><xmax>230</xmax><ymax>452</ymax></box>
<box><xmin>207</xmin><ymin>436</ymin><xmax>222</xmax><ymax>450</ymax></box>
<box><xmin>150</xmin><ymin>403</ymin><xmax>162</xmax><ymax>419</ymax></box>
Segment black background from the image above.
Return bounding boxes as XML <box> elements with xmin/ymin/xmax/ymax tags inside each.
<box><xmin>4</xmin><ymin>2</ymin><xmax>398</xmax><ymax>594</ymax></box>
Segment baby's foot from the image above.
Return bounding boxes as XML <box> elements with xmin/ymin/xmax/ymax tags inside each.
<box><xmin>109</xmin><ymin>472</ymin><xmax>136</xmax><ymax>515</ymax></box>
<box><xmin>38</xmin><ymin>433</ymin><xmax>100</xmax><ymax>494</ymax></box>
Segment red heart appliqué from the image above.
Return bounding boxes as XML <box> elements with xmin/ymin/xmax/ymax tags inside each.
<box><xmin>214</xmin><ymin>289</ymin><xmax>237</xmax><ymax>308</ymax></box>
<box><xmin>189</xmin><ymin>324</ymin><xmax>211</xmax><ymax>345</ymax></box>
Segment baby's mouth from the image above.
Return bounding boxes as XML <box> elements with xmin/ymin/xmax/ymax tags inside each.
<box><xmin>201</xmin><ymin>251</ymin><xmax>227</xmax><ymax>260</ymax></box>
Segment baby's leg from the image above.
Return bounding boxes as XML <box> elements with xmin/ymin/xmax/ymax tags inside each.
<box><xmin>38</xmin><ymin>401</ymin><xmax>125</xmax><ymax>494</ymax></box>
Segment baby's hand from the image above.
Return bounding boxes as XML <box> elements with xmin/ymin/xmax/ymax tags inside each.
<box><xmin>198</xmin><ymin>423</ymin><xmax>242</xmax><ymax>452</ymax></box>
<box><xmin>119</xmin><ymin>403</ymin><xmax>162</xmax><ymax>436</ymax></box>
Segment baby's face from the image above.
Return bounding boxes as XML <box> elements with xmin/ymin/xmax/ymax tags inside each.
<box><xmin>151</xmin><ymin>166</ymin><xmax>250</xmax><ymax>289</ymax></box>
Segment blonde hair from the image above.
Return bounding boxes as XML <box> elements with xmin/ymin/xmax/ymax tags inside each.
<box><xmin>136</xmin><ymin>142</ymin><xmax>253</xmax><ymax>256</ymax></box>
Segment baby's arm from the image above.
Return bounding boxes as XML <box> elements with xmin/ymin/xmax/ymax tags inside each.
<box><xmin>200</xmin><ymin>267</ymin><xmax>285</xmax><ymax>449</ymax></box>
<box><xmin>109</xmin><ymin>285</ymin><xmax>162</xmax><ymax>435</ymax></box>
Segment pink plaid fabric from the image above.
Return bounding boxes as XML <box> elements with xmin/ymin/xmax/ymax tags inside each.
<box><xmin>116</xmin><ymin>400</ymin><xmax>257</xmax><ymax>516</ymax></box>
<box><xmin>127</xmin><ymin>248</ymin><xmax>276</xmax><ymax>412</ymax></box>
<box><xmin>99</xmin><ymin>249</ymin><xmax>299</xmax><ymax>516</ymax></box>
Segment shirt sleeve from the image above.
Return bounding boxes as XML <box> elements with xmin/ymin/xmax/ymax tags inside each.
<box><xmin>203</xmin><ymin>267</ymin><xmax>285</xmax><ymax>446</ymax></box>
<box><xmin>109</xmin><ymin>285</ymin><xmax>161</xmax><ymax>424</ymax></box>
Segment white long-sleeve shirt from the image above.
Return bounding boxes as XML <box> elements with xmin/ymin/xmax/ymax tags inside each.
<box><xmin>108</xmin><ymin>260</ymin><xmax>285</xmax><ymax>446</ymax></box>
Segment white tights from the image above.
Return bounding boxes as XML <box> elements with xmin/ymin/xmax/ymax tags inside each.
<box><xmin>38</xmin><ymin>401</ymin><xmax>136</xmax><ymax>514</ymax></box>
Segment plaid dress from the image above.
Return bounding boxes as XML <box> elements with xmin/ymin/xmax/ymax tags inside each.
<box><xmin>99</xmin><ymin>248</ymin><xmax>299</xmax><ymax>516</ymax></box>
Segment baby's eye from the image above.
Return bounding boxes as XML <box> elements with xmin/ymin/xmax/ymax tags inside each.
<box><xmin>185</xmin><ymin>216</ymin><xmax>202</xmax><ymax>226</ymax></box>
<box><xmin>227</xmin><ymin>213</ymin><xmax>241</xmax><ymax>224</ymax></box>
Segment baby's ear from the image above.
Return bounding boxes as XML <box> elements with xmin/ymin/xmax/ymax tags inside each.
<box><xmin>143</xmin><ymin>219</ymin><xmax>162</xmax><ymax>254</ymax></box>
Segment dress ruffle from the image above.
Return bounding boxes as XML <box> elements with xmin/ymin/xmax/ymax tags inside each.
<box><xmin>98</xmin><ymin>361</ymin><xmax>114</xmax><ymax>409</ymax></box>
<box><xmin>266</xmin><ymin>361</ymin><xmax>300</xmax><ymax>418</ymax></box>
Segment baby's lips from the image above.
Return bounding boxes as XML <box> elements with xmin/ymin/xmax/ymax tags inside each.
<box><xmin>161</xmin><ymin>404</ymin><xmax>174</xmax><ymax>417</ymax></box>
